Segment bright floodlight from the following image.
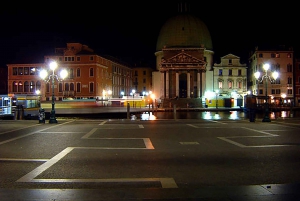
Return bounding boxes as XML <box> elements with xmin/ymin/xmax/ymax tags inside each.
<box><xmin>39</xmin><ymin>69</ymin><xmax>48</xmax><ymax>80</ymax></box>
<box><xmin>254</xmin><ymin>71</ymin><xmax>260</xmax><ymax>79</ymax></box>
<box><xmin>59</xmin><ymin>69</ymin><xmax>68</xmax><ymax>79</ymax></box>
<box><xmin>263</xmin><ymin>63</ymin><xmax>270</xmax><ymax>71</ymax></box>
<box><xmin>272</xmin><ymin>71</ymin><xmax>279</xmax><ymax>80</ymax></box>
<box><xmin>49</xmin><ymin>61</ymin><xmax>58</xmax><ymax>71</ymax></box>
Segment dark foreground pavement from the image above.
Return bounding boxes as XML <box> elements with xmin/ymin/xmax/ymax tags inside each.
<box><xmin>0</xmin><ymin>118</ymin><xmax>300</xmax><ymax>200</ymax></box>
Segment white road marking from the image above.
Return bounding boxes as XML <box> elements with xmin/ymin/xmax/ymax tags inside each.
<box><xmin>218</xmin><ymin>127</ymin><xmax>294</xmax><ymax>148</ymax></box>
<box><xmin>0</xmin><ymin>121</ymin><xmax>75</xmax><ymax>145</ymax></box>
<box><xmin>0</xmin><ymin>158</ymin><xmax>48</xmax><ymax>162</ymax></box>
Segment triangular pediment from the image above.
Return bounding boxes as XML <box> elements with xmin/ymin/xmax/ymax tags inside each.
<box><xmin>162</xmin><ymin>52</ymin><xmax>205</xmax><ymax>65</ymax></box>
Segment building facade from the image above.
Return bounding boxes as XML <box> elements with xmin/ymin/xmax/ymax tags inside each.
<box><xmin>211</xmin><ymin>54</ymin><xmax>247</xmax><ymax>107</ymax></box>
<box><xmin>248</xmin><ymin>46</ymin><xmax>294</xmax><ymax>107</ymax></box>
<box><xmin>153</xmin><ymin>12</ymin><xmax>214</xmax><ymax>107</ymax></box>
<box><xmin>132</xmin><ymin>67</ymin><xmax>153</xmax><ymax>95</ymax></box>
<box><xmin>7</xmin><ymin>43</ymin><xmax>133</xmax><ymax>102</ymax></box>
<box><xmin>293</xmin><ymin>59</ymin><xmax>300</xmax><ymax>106</ymax></box>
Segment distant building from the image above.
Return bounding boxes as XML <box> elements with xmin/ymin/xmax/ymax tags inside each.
<box><xmin>7</xmin><ymin>43</ymin><xmax>133</xmax><ymax>101</ymax></box>
<box><xmin>248</xmin><ymin>46</ymin><xmax>294</xmax><ymax>107</ymax></box>
<box><xmin>294</xmin><ymin>59</ymin><xmax>300</xmax><ymax>106</ymax></box>
<box><xmin>132</xmin><ymin>67</ymin><xmax>153</xmax><ymax>95</ymax></box>
<box><xmin>212</xmin><ymin>54</ymin><xmax>247</xmax><ymax>107</ymax></box>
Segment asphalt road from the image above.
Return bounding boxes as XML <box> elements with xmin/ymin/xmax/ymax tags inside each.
<box><xmin>0</xmin><ymin>118</ymin><xmax>300</xmax><ymax>200</ymax></box>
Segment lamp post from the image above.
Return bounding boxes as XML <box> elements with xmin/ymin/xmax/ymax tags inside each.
<box><xmin>39</xmin><ymin>61</ymin><xmax>68</xmax><ymax>123</ymax></box>
<box><xmin>254</xmin><ymin>63</ymin><xmax>279</xmax><ymax>122</ymax></box>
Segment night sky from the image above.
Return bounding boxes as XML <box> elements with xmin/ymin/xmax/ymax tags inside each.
<box><xmin>0</xmin><ymin>1</ymin><xmax>298</xmax><ymax>68</ymax></box>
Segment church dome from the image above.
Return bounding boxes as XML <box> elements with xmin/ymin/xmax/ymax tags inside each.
<box><xmin>156</xmin><ymin>14</ymin><xmax>213</xmax><ymax>51</ymax></box>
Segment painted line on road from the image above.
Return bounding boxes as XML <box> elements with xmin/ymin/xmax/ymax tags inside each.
<box><xmin>0</xmin><ymin>123</ymin><xmax>40</xmax><ymax>135</ymax></box>
<box><xmin>0</xmin><ymin>120</ymin><xmax>75</xmax><ymax>145</ymax></box>
<box><xmin>217</xmin><ymin>127</ymin><xmax>294</xmax><ymax>148</ymax></box>
<box><xmin>0</xmin><ymin>158</ymin><xmax>48</xmax><ymax>162</ymax></box>
<box><xmin>99</xmin><ymin>121</ymin><xmax>107</xmax><ymax>125</ymax></box>
<box><xmin>16</xmin><ymin>146</ymin><xmax>176</xmax><ymax>188</ymax></box>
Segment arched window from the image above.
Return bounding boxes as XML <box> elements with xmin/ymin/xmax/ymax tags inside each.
<box><xmin>36</xmin><ymin>81</ymin><xmax>41</xmax><ymax>91</ymax></box>
<box><xmin>24</xmin><ymin>81</ymin><xmax>29</xmax><ymax>92</ymax></box>
<box><xmin>18</xmin><ymin>81</ymin><xmax>23</xmax><ymax>92</ymax></box>
<box><xmin>30</xmin><ymin>81</ymin><xmax>35</xmax><ymax>92</ymax></box>
<box><xmin>70</xmin><ymin>83</ymin><xmax>74</xmax><ymax>91</ymax></box>
<box><xmin>89</xmin><ymin>82</ymin><xmax>94</xmax><ymax>93</ymax></box>
<box><xmin>59</xmin><ymin>83</ymin><xmax>63</xmax><ymax>92</ymax></box>
<box><xmin>76</xmin><ymin>82</ymin><xmax>81</xmax><ymax>93</ymax></box>
<box><xmin>12</xmin><ymin>81</ymin><xmax>17</xmax><ymax>92</ymax></box>
<box><xmin>90</xmin><ymin>68</ymin><xmax>94</xmax><ymax>77</ymax></box>
<box><xmin>228</xmin><ymin>80</ymin><xmax>233</xmax><ymax>89</ymax></box>
<box><xmin>46</xmin><ymin>83</ymin><xmax>50</xmax><ymax>93</ymax></box>
<box><xmin>65</xmin><ymin>83</ymin><xmax>69</xmax><ymax>91</ymax></box>
<box><xmin>217</xmin><ymin>78</ymin><xmax>223</xmax><ymax>89</ymax></box>
<box><xmin>76</xmin><ymin>68</ymin><xmax>81</xmax><ymax>77</ymax></box>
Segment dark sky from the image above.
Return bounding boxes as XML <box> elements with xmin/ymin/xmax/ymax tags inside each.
<box><xmin>0</xmin><ymin>1</ymin><xmax>298</xmax><ymax>68</ymax></box>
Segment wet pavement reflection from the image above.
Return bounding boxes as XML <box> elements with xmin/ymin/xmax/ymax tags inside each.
<box><xmin>139</xmin><ymin>110</ymin><xmax>299</xmax><ymax>121</ymax></box>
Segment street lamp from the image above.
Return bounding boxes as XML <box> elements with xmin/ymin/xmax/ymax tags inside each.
<box><xmin>254</xmin><ymin>63</ymin><xmax>279</xmax><ymax>122</ymax></box>
<box><xmin>39</xmin><ymin>61</ymin><xmax>68</xmax><ymax>123</ymax></box>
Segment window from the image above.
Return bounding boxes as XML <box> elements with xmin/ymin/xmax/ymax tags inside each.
<box><xmin>24</xmin><ymin>81</ymin><xmax>29</xmax><ymax>92</ymax></box>
<box><xmin>276</xmin><ymin>89</ymin><xmax>281</xmax><ymax>94</ymax></box>
<box><xmin>24</xmin><ymin>67</ymin><xmax>29</xmax><ymax>75</ymax></box>
<box><xmin>89</xmin><ymin>82</ymin><xmax>94</xmax><ymax>93</ymax></box>
<box><xmin>287</xmin><ymin>89</ymin><xmax>292</xmax><ymax>94</ymax></box>
<box><xmin>274</xmin><ymin>64</ymin><xmax>280</xmax><ymax>71</ymax></box>
<box><xmin>238</xmin><ymin>69</ymin><xmax>241</xmax><ymax>76</ymax></box>
<box><xmin>134</xmin><ymin>71</ymin><xmax>138</xmax><ymax>76</ymax></box>
<box><xmin>287</xmin><ymin>53</ymin><xmax>292</xmax><ymax>58</ymax></box>
<box><xmin>271</xmin><ymin>89</ymin><xmax>275</xmax><ymax>94</ymax></box>
<box><xmin>287</xmin><ymin>64</ymin><xmax>292</xmax><ymax>72</ymax></box>
<box><xmin>68</xmin><ymin>68</ymin><xmax>74</xmax><ymax>79</ymax></box>
<box><xmin>89</xmin><ymin>68</ymin><xmax>94</xmax><ymax>77</ymax></box>
<box><xmin>259</xmin><ymin>89</ymin><xmax>263</xmax><ymax>94</ymax></box>
<box><xmin>76</xmin><ymin>57</ymin><xmax>80</xmax><ymax>61</ymax></box>
<box><xmin>228</xmin><ymin>69</ymin><xmax>232</xmax><ymax>76</ymax></box>
<box><xmin>12</xmin><ymin>81</ymin><xmax>17</xmax><ymax>92</ymax></box>
<box><xmin>218</xmin><ymin>69</ymin><xmax>222</xmax><ymax>76</ymax></box>
<box><xmin>259</xmin><ymin>53</ymin><xmax>263</xmax><ymax>58</ymax></box>
<box><xmin>59</xmin><ymin>83</ymin><xmax>63</xmax><ymax>92</ymax></box>
<box><xmin>143</xmin><ymin>78</ymin><xmax>146</xmax><ymax>83</ymax></box>
<box><xmin>30</xmin><ymin>67</ymin><xmax>36</xmax><ymax>75</ymax></box>
<box><xmin>238</xmin><ymin>81</ymin><xmax>242</xmax><ymax>89</ymax></box>
<box><xmin>76</xmin><ymin>83</ymin><xmax>81</xmax><ymax>93</ymax></box>
<box><xmin>64</xmin><ymin>56</ymin><xmax>75</xmax><ymax>61</ymax></box>
<box><xmin>228</xmin><ymin>80</ymin><xmax>232</xmax><ymax>89</ymax></box>
<box><xmin>89</xmin><ymin>56</ymin><xmax>94</xmax><ymax>61</ymax></box>
<box><xmin>18</xmin><ymin>67</ymin><xmax>23</xmax><ymax>75</ymax></box>
<box><xmin>228</xmin><ymin>59</ymin><xmax>232</xmax><ymax>65</ymax></box>
<box><xmin>30</xmin><ymin>81</ymin><xmax>35</xmax><ymax>92</ymax></box>
<box><xmin>18</xmin><ymin>81</ymin><xmax>23</xmax><ymax>92</ymax></box>
<box><xmin>13</xmin><ymin>67</ymin><xmax>17</xmax><ymax>75</ymax></box>
<box><xmin>76</xmin><ymin>68</ymin><xmax>81</xmax><ymax>77</ymax></box>
<box><xmin>218</xmin><ymin>81</ymin><xmax>223</xmax><ymax>89</ymax></box>
<box><xmin>143</xmin><ymin>71</ymin><xmax>146</xmax><ymax>75</ymax></box>
<box><xmin>46</xmin><ymin>83</ymin><xmax>50</xmax><ymax>93</ymax></box>
<box><xmin>65</xmin><ymin>83</ymin><xmax>70</xmax><ymax>91</ymax></box>
<box><xmin>271</xmin><ymin>53</ymin><xmax>276</xmax><ymax>58</ymax></box>
<box><xmin>288</xmin><ymin>77</ymin><xmax>292</xmax><ymax>84</ymax></box>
